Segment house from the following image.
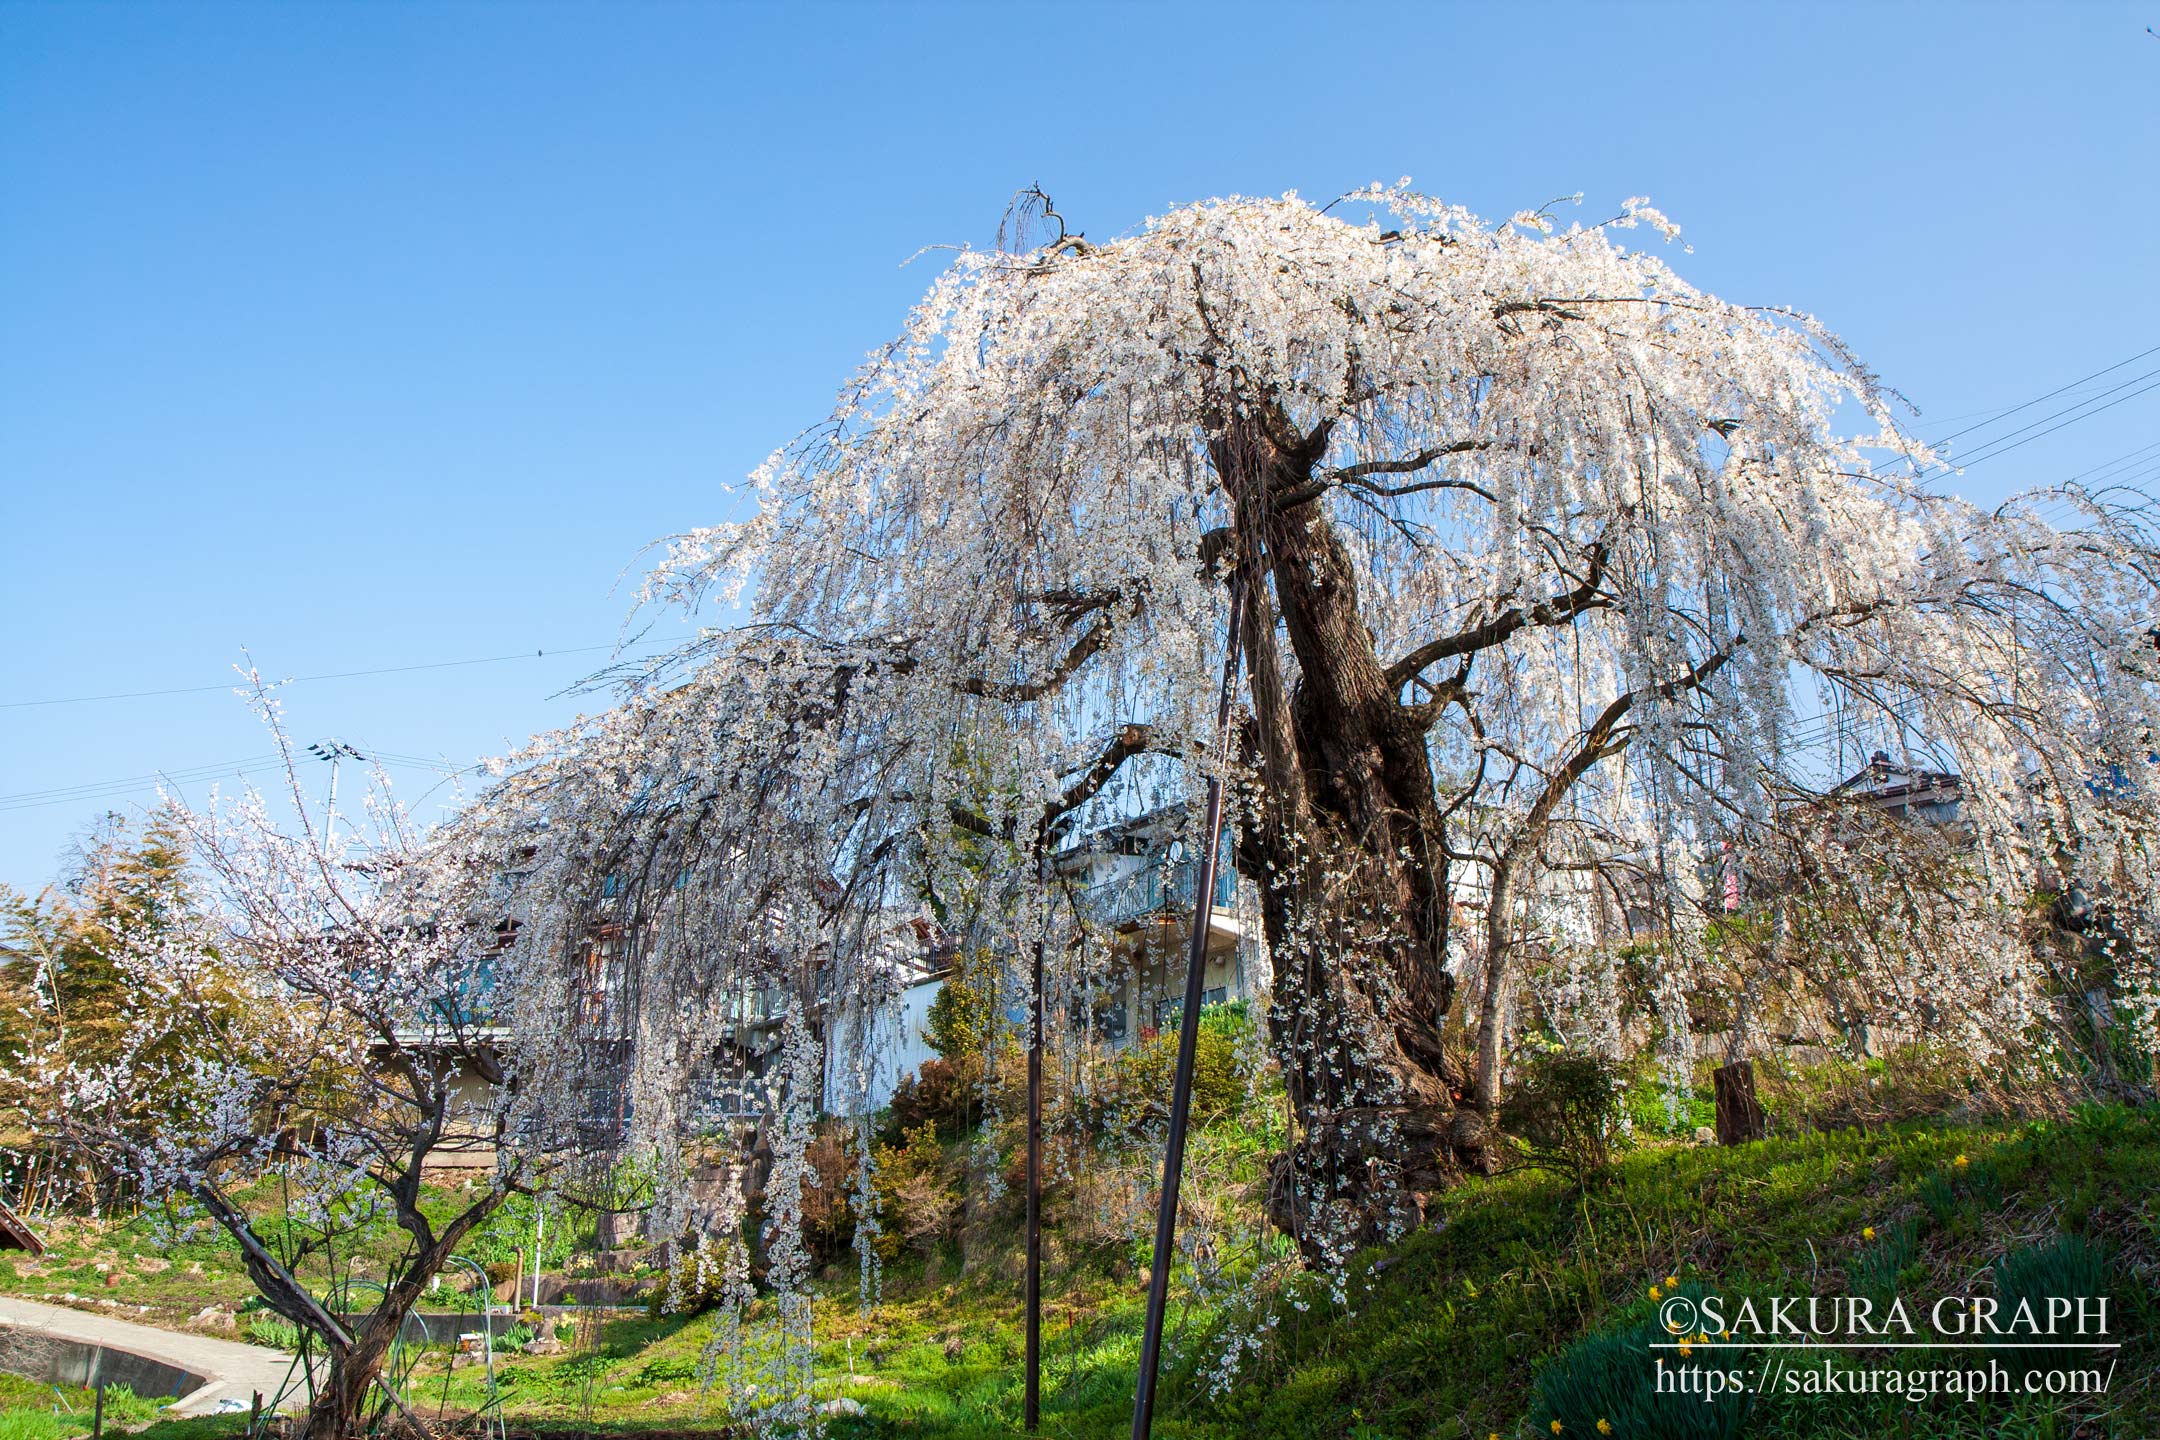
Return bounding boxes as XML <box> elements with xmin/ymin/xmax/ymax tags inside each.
<box><xmin>1834</xmin><ymin>750</ymin><xmax>1964</xmax><ymax>827</ymax></box>
<box><xmin>1054</xmin><ymin>806</ymin><xmax>1262</xmax><ymax>1048</ymax></box>
<box><xmin>821</xmin><ymin>934</ymin><xmax>952</xmax><ymax>1113</ymax></box>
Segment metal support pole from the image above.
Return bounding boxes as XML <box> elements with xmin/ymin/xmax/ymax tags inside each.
<box><xmin>1129</xmin><ymin>574</ymin><xmax>1246</xmax><ymax>1440</ymax></box>
<box><xmin>1024</xmin><ymin>932</ymin><xmax>1045</xmax><ymax>1431</ymax></box>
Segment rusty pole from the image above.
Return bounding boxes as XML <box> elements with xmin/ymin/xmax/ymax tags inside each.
<box><xmin>1129</xmin><ymin>573</ymin><xmax>1246</xmax><ymax>1440</ymax></box>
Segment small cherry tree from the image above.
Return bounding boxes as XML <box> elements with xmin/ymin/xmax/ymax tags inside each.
<box><xmin>36</xmin><ymin>689</ymin><xmax>580</xmax><ymax>1440</ymax></box>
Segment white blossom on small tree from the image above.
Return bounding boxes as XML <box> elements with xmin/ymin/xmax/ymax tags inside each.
<box><xmin>36</xmin><ymin>684</ymin><xmax>586</xmax><ymax>1440</ymax></box>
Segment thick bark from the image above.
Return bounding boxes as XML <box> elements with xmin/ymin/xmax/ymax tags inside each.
<box><xmin>202</xmin><ymin>1162</ymin><xmax>507</xmax><ymax>1440</ymax></box>
<box><xmin>1213</xmin><ymin>412</ymin><xmax>1482</xmax><ymax>1250</ymax></box>
<box><xmin>296</xmin><ymin>1201</ymin><xmax>502</xmax><ymax>1440</ymax></box>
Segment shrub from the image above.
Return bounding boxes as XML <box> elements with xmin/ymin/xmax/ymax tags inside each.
<box><xmin>1531</xmin><ymin>1285</ymin><xmax>1748</xmax><ymax>1440</ymax></box>
<box><xmin>1989</xmin><ymin>1234</ymin><xmax>2115</xmax><ymax>1385</ymax></box>
<box><xmin>1501</xmin><ymin>1048</ymin><xmax>1628</xmax><ymax>1185</ymax></box>
<box><xmin>1622</xmin><ymin>1066</ymin><xmax>1715</xmax><ymax>1139</ymax></box>
<box><xmin>802</xmin><ymin>1125</ymin><xmax>860</xmax><ymax>1264</ymax></box>
<box><xmin>923</xmin><ymin>955</ymin><xmax>994</xmax><ymax>1060</ymax></box>
<box><xmin>886</xmin><ymin>1055</ymin><xmax>980</xmax><ymax>1142</ymax></box>
<box><xmin>647</xmin><ymin>1232</ymin><xmax>747</xmax><ymax>1317</ymax></box>
<box><xmin>869</xmin><ymin>1123</ymin><xmax>960</xmax><ymax>1261</ymax></box>
<box><xmin>1088</xmin><ymin>1003</ymin><xmax>1252</xmax><ymax>1136</ymax></box>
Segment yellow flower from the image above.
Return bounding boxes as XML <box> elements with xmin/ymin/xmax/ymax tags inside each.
<box><xmin>1648</xmin><ymin>1284</ymin><xmax>1661</xmax><ymax>1300</ymax></box>
<box><xmin>1551</xmin><ymin>1422</ymin><xmax>1565</xmax><ymax>1436</ymax></box>
<box><xmin>1676</xmin><ymin>1338</ymin><xmax>1693</xmax><ymax>1356</ymax></box>
<box><xmin>1664</xmin><ymin>1274</ymin><xmax>1679</xmax><ymax>1288</ymax></box>
<box><xmin>1598</xmin><ymin>1422</ymin><xmax>1613</xmax><ymax>1437</ymax></box>
<box><xmin>1953</xmin><ymin>1153</ymin><xmax>1969</xmax><ymax>1169</ymax></box>
<box><xmin>1863</xmin><ymin>1226</ymin><xmax>1876</xmax><ymax>1240</ymax></box>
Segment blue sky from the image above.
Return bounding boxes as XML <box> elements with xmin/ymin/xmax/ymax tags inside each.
<box><xmin>4</xmin><ymin>2</ymin><xmax>2157</xmax><ymax>889</ymax></box>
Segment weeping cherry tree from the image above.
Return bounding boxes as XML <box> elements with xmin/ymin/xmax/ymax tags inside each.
<box><xmin>478</xmin><ymin>184</ymin><xmax>2160</xmax><ymax>1317</ymax></box>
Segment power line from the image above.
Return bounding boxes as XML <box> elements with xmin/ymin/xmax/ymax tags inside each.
<box><xmin>0</xmin><ymin>754</ymin><xmax>284</xmax><ymax>807</ymax></box>
<box><xmin>1941</xmin><ymin>369</ymin><xmax>2160</xmax><ymax>473</ymax></box>
<box><xmin>0</xmin><ymin>759</ymin><xmax>292</xmax><ymax>814</ymax></box>
<box><xmin>1924</xmin><ymin>344</ymin><xmax>2160</xmax><ymax>451</ymax></box>
<box><xmin>1878</xmin><ymin>343</ymin><xmax>2160</xmax><ymax>479</ymax></box>
<box><xmin>1</xmin><ymin>640</ymin><xmax>666</xmax><ymax>712</ymax></box>
<box><xmin>2066</xmin><ymin>436</ymin><xmax>2160</xmax><ymax>486</ymax></box>
<box><xmin>0</xmin><ymin>747</ymin><xmax>474</xmax><ymax>815</ymax></box>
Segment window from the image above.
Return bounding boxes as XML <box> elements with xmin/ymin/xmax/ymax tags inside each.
<box><xmin>1096</xmin><ymin>1003</ymin><xmax>1127</xmax><ymax>1047</ymax></box>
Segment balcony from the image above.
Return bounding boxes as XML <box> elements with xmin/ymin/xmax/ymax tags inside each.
<box><xmin>1078</xmin><ymin>859</ymin><xmax>1238</xmax><ymax>930</ymax></box>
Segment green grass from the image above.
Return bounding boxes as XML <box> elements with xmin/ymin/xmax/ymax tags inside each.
<box><xmin>1187</xmin><ymin>1107</ymin><xmax>2160</xmax><ymax>1440</ymax></box>
<box><xmin>0</xmin><ymin>1380</ymin><xmax>187</xmax><ymax>1440</ymax></box>
<box><xmin>0</xmin><ymin>1178</ymin><xmax>632</xmax><ymax>1329</ymax></box>
<box><xmin>353</xmin><ymin>1105</ymin><xmax>2157</xmax><ymax>1439</ymax></box>
<box><xmin>7</xmin><ymin>1105</ymin><xmax>2157</xmax><ymax>1438</ymax></box>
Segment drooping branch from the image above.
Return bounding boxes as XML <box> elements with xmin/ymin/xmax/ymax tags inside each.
<box><xmin>1388</xmin><ymin>540</ymin><xmax>1613</xmax><ymax>692</ymax></box>
<box><xmin>957</xmin><ymin>615</ymin><xmax>1112</xmax><ymax>702</ymax></box>
<box><xmin>1048</xmin><ymin>723</ymin><xmax>1158</xmax><ymax>821</ymax></box>
<box><xmin>1274</xmin><ymin>440</ymin><xmax>1499</xmax><ymax>509</ymax></box>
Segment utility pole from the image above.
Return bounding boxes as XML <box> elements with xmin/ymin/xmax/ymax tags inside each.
<box><xmin>1130</xmin><ymin>573</ymin><xmax>1246</xmax><ymax>1440</ymax></box>
<box><xmin>307</xmin><ymin>739</ymin><xmax>364</xmax><ymax>847</ymax></box>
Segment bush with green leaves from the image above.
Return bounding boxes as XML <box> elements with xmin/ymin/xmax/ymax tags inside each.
<box><xmin>646</xmin><ymin>1231</ymin><xmax>749</xmax><ymax>1317</ymax></box>
<box><xmin>1501</xmin><ymin>1047</ymin><xmax>1630</xmax><ymax>1184</ymax></box>
<box><xmin>1087</xmin><ymin>1002</ymin><xmax>1254</xmax><ymax>1136</ymax></box>
<box><xmin>869</xmin><ymin>1122</ymin><xmax>961</xmax><ymax>1261</ymax></box>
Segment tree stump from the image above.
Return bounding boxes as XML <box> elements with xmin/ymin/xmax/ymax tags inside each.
<box><xmin>1713</xmin><ymin>1059</ymin><xmax>1767</xmax><ymax>1144</ymax></box>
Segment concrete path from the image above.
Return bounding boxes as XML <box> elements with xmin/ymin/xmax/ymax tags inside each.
<box><xmin>0</xmin><ymin>1295</ymin><xmax>310</xmax><ymax>1416</ymax></box>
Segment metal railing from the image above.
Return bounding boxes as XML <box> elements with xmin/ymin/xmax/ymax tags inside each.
<box><xmin>1078</xmin><ymin>859</ymin><xmax>1237</xmax><ymax>928</ymax></box>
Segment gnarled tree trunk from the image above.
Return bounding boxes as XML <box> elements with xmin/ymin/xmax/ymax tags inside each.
<box><xmin>1215</xmin><ymin>411</ymin><xmax>1486</xmax><ymax>1252</ymax></box>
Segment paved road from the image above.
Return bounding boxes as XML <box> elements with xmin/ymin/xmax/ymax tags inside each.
<box><xmin>0</xmin><ymin>1295</ymin><xmax>310</xmax><ymax>1416</ymax></box>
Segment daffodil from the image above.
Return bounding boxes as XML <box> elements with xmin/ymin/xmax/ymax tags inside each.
<box><xmin>1551</xmin><ymin>1422</ymin><xmax>1565</xmax><ymax>1436</ymax></box>
<box><xmin>1676</xmin><ymin>1338</ymin><xmax>1693</xmax><ymax>1356</ymax></box>
<box><xmin>1664</xmin><ymin>1274</ymin><xmax>1678</xmax><ymax>1288</ymax></box>
<box><xmin>1953</xmin><ymin>1153</ymin><xmax>1969</xmax><ymax>1169</ymax></box>
<box><xmin>1597</xmin><ymin>1421</ymin><xmax>1613</xmax><ymax>1436</ymax></box>
<box><xmin>1648</xmin><ymin>1284</ymin><xmax>1661</xmax><ymax>1300</ymax></box>
<box><xmin>1862</xmin><ymin>1226</ymin><xmax>1876</xmax><ymax>1240</ymax></box>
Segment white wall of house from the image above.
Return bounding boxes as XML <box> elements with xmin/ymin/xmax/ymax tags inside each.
<box><xmin>823</xmin><ymin>975</ymin><xmax>944</xmax><ymax>1114</ymax></box>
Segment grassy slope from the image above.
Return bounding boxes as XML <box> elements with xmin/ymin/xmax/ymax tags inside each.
<box><xmin>345</xmin><ymin>1105</ymin><xmax>2160</xmax><ymax>1439</ymax></box>
<box><xmin>757</xmin><ymin>1105</ymin><xmax>2156</xmax><ymax>1439</ymax></box>
<box><xmin>1196</xmin><ymin>1105</ymin><xmax>2159</xmax><ymax>1440</ymax></box>
<box><xmin>5</xmin><ymin>1107</ymin><xmax>2156</xmax><ymax>1439</ymax></box>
